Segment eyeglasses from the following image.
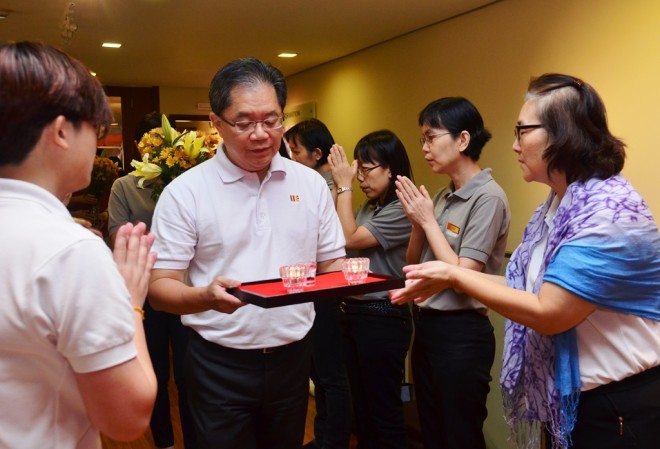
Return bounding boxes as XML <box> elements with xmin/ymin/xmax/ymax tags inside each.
<box><xmin>514</xmin><ymin>124</ymin><xmax>543</xmax><ymax>141</ymax></box>
<box><xmin>419</xmin><ymin>132</ymin><xmax>453</xmax><ymax>146</ymax></box>
<box><xmin>357</xmin><ymin>165</ymin><xmax>382</xmax><ymax>177</ymax></box>
<box><xmin>218</xmin><ymin>115</ymin><xmax>284</xmax><ymax>133</ymax></box>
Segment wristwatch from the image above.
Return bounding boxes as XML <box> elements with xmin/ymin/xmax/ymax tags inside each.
<box><xmin>337</xmin><ymin>186</ymin><xmax>353</xmax><ymax>195</ymax></box>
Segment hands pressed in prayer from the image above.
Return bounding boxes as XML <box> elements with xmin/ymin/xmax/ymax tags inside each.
<box><xmin>394</xmin><ymin>176</ymin><xmax>436</xmax><ymax>229</ymax></box>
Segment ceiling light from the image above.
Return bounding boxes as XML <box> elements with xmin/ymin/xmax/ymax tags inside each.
<box><xmin>89</xmin><ymin>71</ymin><xmax>97</xmax><ymax>77</ymax></box>
<box><xmin>278</xmin><ymin>53</ymin><xmax>297</xmax><ymax>58</ymax></box>
<box><xmin>102</xmin><ymin>42</ymin><xmax>122</xmax><ymax>48</ymax></box>
<box><xmin>0</xmin><ymin>10</ymin><xmax>10</xmax><ymax>19</ymax></box>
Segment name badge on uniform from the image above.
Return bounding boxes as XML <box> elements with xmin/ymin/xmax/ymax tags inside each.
<box><xmin>446</xmin><ymin>222</ymin><xmax>460</xmax><ymax>234</ymax></box>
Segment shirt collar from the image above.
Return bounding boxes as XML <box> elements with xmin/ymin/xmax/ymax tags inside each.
<box><xmin>215</xmin><ymin>144</ymin><xmax>287</xmax><ymax>183</ymax></box>
<box><xmin>448</xmin><ymin>168</ymin><xmax>493</xmax><ymax>200</ymax></box>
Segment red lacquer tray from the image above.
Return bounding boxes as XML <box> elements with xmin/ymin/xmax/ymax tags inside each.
<box><xmin>227</xmin><ymin>271</ymin><xmax>404</xmax><ymax>308</ymax></box>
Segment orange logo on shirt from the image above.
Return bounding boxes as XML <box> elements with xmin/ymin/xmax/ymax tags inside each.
<box><xmin>290</xmin><ymin>194</ymin><xmax>300</xmax><ymax>202</ymax></box>
<box><xmin>446</xmin><ymin>222</ymin><xmax>460</xmax><ymax>234</ymax></box>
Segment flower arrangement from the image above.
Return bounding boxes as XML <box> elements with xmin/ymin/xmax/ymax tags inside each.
<box><xmin>86</xmin><ymin>155</ymin><xmax>120</xmax><ymax>198</ymax></box>
<box><xmin>129</xmin><ymin>114</ymin><xmax>220</xmax><ymax>201</ymax></box>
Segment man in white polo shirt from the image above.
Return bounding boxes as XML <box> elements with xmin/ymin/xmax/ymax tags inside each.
<box><xmin>148</xmin><ymin>57</ymin><xmax>346</xmax><ymax>449</ymax></box>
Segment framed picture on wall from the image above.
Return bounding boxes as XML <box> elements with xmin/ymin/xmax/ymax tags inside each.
<box><xmin>283</xmin><ymin>102</ymin><xmax>316</xmax><ymax>128</ymax></box>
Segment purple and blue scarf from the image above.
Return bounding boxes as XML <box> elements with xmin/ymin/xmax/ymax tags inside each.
<box><xmin>502</xmin><ymin>174</ymin><xmax>660</xmax><ymax>449</ymax></box>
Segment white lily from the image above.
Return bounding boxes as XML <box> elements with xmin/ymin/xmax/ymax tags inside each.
<box><xmin>129</xmin><ymin>153</ymin><xmax>162</xmax><ymax>188</ymax></box>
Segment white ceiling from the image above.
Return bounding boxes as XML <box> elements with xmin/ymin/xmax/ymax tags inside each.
<box><xmin>0</xmin><ymin>0</ymin><xmax>497</xmax><ymax>88</ymax></box>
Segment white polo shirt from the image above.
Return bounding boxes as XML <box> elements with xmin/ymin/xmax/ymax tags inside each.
<box><xmin>151</xmin><ymin>149</ymin><xmax>346</xmax><ymax>349</ymax></box>
<box><xmin>0</xmin><ymin>179</ymin><xmax>136</xmax><ymax>449</ymax></box>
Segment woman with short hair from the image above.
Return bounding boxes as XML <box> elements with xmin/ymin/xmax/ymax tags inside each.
<box><xmin>395</xmin><ymin>97</ymin><xmax>511</xmax><ymax>449</ymax></box>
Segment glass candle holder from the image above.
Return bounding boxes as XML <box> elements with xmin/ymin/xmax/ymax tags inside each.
<box><xmin>303</xmin><ymin>261</ymin><xmax>317</xmax><ymax>286</ymax></box>
<box><xmin>342</xmin><ymin>257</ymin><xmax>370</xmax><ymax>285</ymax></box>
<box><xmin>279</xmin><ymin>264</ymin><xmax>307</xmax><ymax>293</ymax></box>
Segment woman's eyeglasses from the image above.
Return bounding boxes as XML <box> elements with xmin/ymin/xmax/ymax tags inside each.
<box><xmin>357</xmin><ymin>165</ymin><xmax>381</xmax><ymax>177</ymax></box>
<box><xmin>514</xmin><ymin>124</ymin><xmax>543</xmax><ymax>141</ymax></box>
<box><xmin>419</xmin><ymin>132</ymin><xmax>453</xmax><ymax>146</ymax></box>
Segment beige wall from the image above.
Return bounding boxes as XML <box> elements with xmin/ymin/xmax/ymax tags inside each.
<box><xmin>282</xmin><ymin>1</ymin><xmax>660</xmax><ymax>448</ymax></box>
<box><xmin>286</xmin><ymin>0</ymin><xmax>660</xmax><ymax>249</ymax></box>
<box><xmin>160</xmin><ymin>86</ymin><xmax>210</xmax><ymax>117</ymax></box>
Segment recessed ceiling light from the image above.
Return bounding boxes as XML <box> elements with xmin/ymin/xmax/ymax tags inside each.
<box><xmin>102</xmin><ymin>42</ymin><xmax>122</xmax><ymax>48</ymax></box>
<box><xmin>278</xmin><ymin>53</ymin><xmax>297</xmax><ymax>58</ymax></box>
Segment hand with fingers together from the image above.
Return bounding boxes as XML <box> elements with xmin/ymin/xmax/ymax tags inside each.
<box><xmin>328</xmin><ymin>144</ymin><xmax>357</xmax><ymax>188</ymax></box>
<box><xmin>389</xmin><ymin>261</ymin><xmax>454</xmax><ymax>305</ymax></box>
<box><xmin>112</xmin><ymin>221</ymin><xmax>157</xmax><ymax>308</ymax></box>
<box><xmin>395</xmin><ymin>175</ymin><xmax>436</xmax><ymax>230</ymax></box>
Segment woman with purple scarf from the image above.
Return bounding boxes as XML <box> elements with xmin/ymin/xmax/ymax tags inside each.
<box><xmin>390</xmin><ymin>73</ymin><xmax>660</xmax><ymax>449</ymax></box>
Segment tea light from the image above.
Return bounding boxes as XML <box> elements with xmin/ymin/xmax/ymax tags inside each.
<box><xmin>342</xmin><ymin>257</ymin><xmax>370</xmax><ymax>285</ymax></box>
<box><xmin>279</xmin><ymin>264</ymin><xmax>307</xmax><ymax>293</ymax></box>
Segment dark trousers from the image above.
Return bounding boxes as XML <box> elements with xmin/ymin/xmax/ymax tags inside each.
<box><xmin>309</xmin><ymin>300</ymin><xmax>352</xmax><ymax>449</ymax></box>
<box><xmin>567</xmin><ymin>364</ymin><xmax>660</xmax><ymax>449</ymax></box>
<box><xmin>186</xmin><ymin>330</ymin><xmax>312</xmax><ymax>449</ymax></box>
<box><xmin>144</xmin><ymin>300</ymin><xmax>196</xmax><ymax>449</ymax></box>
<box><xmin>412</xmin><ymin>309</ymin><xmax>495</xmax><ymax>449</ymax></box>
<box><xmin>341</xmin><ymin>307</ymin><xmax>412</xmax><ymax>449</ymax></box>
